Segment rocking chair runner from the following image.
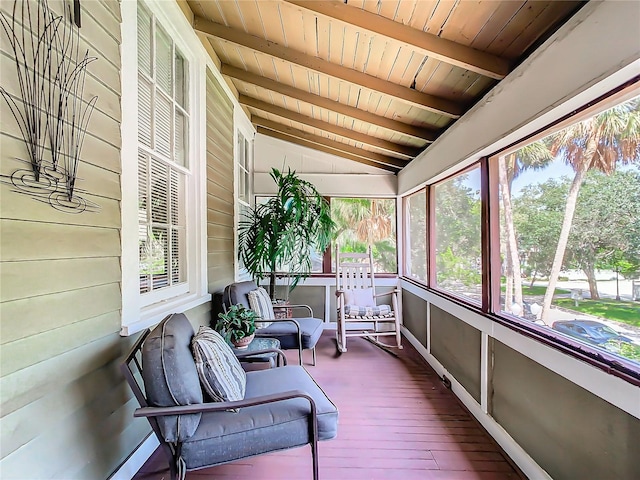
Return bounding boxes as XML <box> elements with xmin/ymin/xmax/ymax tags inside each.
<box><xmin>334</xmin><ymin>245</ymin><xmax>403</xmax><ymax>353</ymax></box>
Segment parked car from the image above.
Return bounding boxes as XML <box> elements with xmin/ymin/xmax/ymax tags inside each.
<box><xmin>551</xmin><ymin>320</ymin><xmax>633</xmax><ymax>345</ymax></box>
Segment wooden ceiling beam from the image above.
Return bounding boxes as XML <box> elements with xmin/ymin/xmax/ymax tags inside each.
<box><xmin>222</xmin><ymin>64</ymin><xmax>438</xmax><ymax>142</ymax></box>
<box><xmin>285</xmin><ymin>0</ymin><xmax>510</xmax><ymax>80</ymax></box>
<box><xmin>256</xmin><ymin>126</ymin><xmax>399</xmax><ymax>173</ymax></box>
<box><xmin>240</xmin><ymin>95</ymin><xmax>420</xmax><ymax>158</ymax></box>
<box><xmin>254</xmin><ymin>118</ymin><xmax>408</xmax><ymax>170</ymax></box>
<box><xmin>193</xmin><ymin>16</ymin><xmax>463</xmax><ymax>118</ymax></box>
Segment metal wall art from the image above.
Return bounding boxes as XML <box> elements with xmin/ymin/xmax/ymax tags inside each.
<box><xmin>1</xmin><ymin>0</ymin><xmax>98</xmax><ymax>213</ymax></box>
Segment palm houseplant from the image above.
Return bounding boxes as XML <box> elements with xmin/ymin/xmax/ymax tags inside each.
<box><xmin>238</xmin><ymin>168</ymin><xmax>334</xmax><ymax>300</ymax></box>
<box><xmin>215</xmin><ymin>304</ymin><xmax>258</xmax><ymax>349</ymax></box>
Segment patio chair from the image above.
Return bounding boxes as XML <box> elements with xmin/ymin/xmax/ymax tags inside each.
<box><xmin>121</xmin><ymin>313</ymin><xmax>338</xmax><ymax>480</ymax></box>
<box><xmin>223</xmin><ymin>281</ymin><xmax>324</xmax><ymax>365</ymax></box>
<box><xmin>335</xmin><ymin>245</ymin><xmax>403</xmax><ymax>353</ymax></box>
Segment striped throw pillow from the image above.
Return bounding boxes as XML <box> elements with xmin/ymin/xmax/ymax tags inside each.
<box><xmin>191</xmin><ymin>327</ymin><xmax>246</xmax><ymax>406</ymax></box>
<box><xmin>247</xmin><ymin>287</ymin><xmax>274</xmax><ymax>328</ymax></box>
<box><xmin>343</xmin><ymin>304</ymin><xmax>393</xmax><ymax>317</ymax></box>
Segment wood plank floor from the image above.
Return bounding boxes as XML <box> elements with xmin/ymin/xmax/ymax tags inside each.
<box><xmin>133</xmin><ymin>331</ymin><xmax>524</xmax><ymax>480</ymax></box>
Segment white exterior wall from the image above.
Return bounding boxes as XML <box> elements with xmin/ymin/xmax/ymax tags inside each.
<box><xmin>254</xmin><ymin>133</ymin><xmax>397</xmax><ymax>196</ymax></box>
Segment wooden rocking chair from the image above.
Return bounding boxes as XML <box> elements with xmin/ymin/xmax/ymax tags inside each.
<box><xmin>334</xmin><ymin>245</ymin><xmax>403</xmax><ymax>353</ymax></box>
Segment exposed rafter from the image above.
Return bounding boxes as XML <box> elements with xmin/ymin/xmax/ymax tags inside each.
<box><xmin>240</xmin><ymin>95</ymin><xmax>419</xmax><ymax>158</ymax></box>
<box><xmin>193</xmin><ymin>16</ymin><xmax>464</xmax><ymax>118</ymax></box>
<box><xmin>284</xmin><ymin>1</ymin><xmax>511</xmax><ymax>80</ymax></box>
<box><xmin>256</xmin><ymin>127</ymin><xmax>399</xmax><ymax>173</ymax></box>
<box><xmin>254</xmin><ymin>118</ymin><xmax>407</xmax><ymax>170</ymax></box>
<box><xmin>222</xmin><ymin>64</ymin><xmax>438</xmax><ymax>142</ymax></box>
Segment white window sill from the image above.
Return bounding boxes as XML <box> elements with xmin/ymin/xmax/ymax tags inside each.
<box><xmin>120</xmin><ymin>292</ymin><xmax>212</xmax><ymax>336</ymax></box>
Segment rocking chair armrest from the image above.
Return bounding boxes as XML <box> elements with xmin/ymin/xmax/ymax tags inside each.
<box><xmin>134</xmin><ymin>389</ymin><xmax>317</xmax><ymax>417</ymax></box>
<box><xmin>373</xmin><ymin>289</ymin><xmax>400</xmax><ymax>298</ymax></box>
<box><xmin>235</xmin><ymin>348</ymin><xmax>288</xmax><ymax>366</ymax></box>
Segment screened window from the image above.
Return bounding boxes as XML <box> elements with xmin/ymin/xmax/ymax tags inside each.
<box><xmin>331</xmin><ymin>198</ymin><xmax>397</xmax><ymax>273</ymax></box>
<box><xmin>137</xmin><ymin>2</ymin><xmax>189</xmax><ymax>297</ymax></box>
<box><xmin>433</xmin><ymin>167</ymin><xmax>482</xmax><ymax>302</ymax></box>
<box><xmin>406</xmin><ymin>190</ymin><xmax>427</xmax><ymax>282</ymax></box>
<box><xmin>495</xmin><ymin>95</ymin><xmax>640</xmax><ymax>364</ymax></box>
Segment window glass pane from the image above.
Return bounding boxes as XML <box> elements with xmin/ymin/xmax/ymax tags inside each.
<box><xmin>136</xmin><ymin>2</ymin><xmax>190</xmax><ymax>297</ymax></box>
<box><xmin>497</xmin><ymin>95</ymin><xmax>640</xmax><ymax>365</ymax></box>
<box><xmin>150</xmin><ymin>227</ymin><xmax>169</xmax><ymax>290</ymax></box>
<box><xmin>239</xmin><ymin>169</ymin><xmax>247</xmax><ymax>204</ymax></box>
<box><xmin>137</xmin><ymin>2</ymin><xmax>152</xmax><ymax>76</ymax></box>
<box><xmin>155</xmin><ymin>24</ymin><xmax>173</xmax><ymax>94</ymax></box>
<box><xmin>434</xmin><ymin>167</ymin><xmax>482</xmax><ymax>301</ymax></box>
<box><xmin>407</xmin><ymin>190</ymin><xmax>427</xmax><ymax>282</ymax></box>
<box><xmin>137</xmin><ymin>151</ymin><xmax>148</xmax><ymax>224</ymax></box>
<box><xmin>154</xmin><ymin>90</ymin><xmax>172</xmax><ymax>159</ymax></box>
<box><xmin>150</xmin><ymin>158</ymin><xmax>168</xmax><ymax>224</ymax></box>
<box><xmin>253</xmin><ymin>196</ymin><xmax>324</xmax><ymax>273</ymax></box>
<box><xmin>138</xmin><ymin>77</ymin><xmax>152</xmax><ymax>148</ymax></box>
<box><xmin>331</xmin><ymin>198</ymin><xmax>397</xmax><ymax>273</ymax></box>
<box><xmin>174</xmin><ymin>108</ymin><xmax>187</xmax><ymax>167</ymax></box>
<box><xmin>175</xmin><ymin>49</ymin><xmax>187</xmax><ymax>108</ymax></box>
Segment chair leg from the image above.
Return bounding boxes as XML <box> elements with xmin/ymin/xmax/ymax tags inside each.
<box><xmin>298</xmin><ymin>345</ymin><xmax>303</xmax><ymax>365</ymax></box>
<box><xmin>311</xmin><ymin>436</ymin><xmax>319</xmax><ymax>480</ymax></box>
<box><xmin>312</xmin><ymin>347</ymin><xmax>317</xmax><ymax>366</ymax></box>
<box><xmin>337</xmin><ymin>313</ymin><xmax>347</xmax><ymax>353</ymax></box>
<box><xmin>395</xmin><ymin>316</ymin><xmax>403</xmax><ymax>349</ymax></box>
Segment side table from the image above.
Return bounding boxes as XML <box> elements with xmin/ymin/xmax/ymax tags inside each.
<box><xmin>272</xmin><ymin>300</ymin><xmax>293</xmax><ymax>319</ymax></box>
<box><xmin>232</xmin><ymin>337</ymin><xmax>282</xmax><ymax>368</ymax></box>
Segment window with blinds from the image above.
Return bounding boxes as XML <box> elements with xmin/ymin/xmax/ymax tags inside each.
<box><xmin>137</xmin><ymin>2</ymin><xmax>188</xmax><ymax>295</ymax></box>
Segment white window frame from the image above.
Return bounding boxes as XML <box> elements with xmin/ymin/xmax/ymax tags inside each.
<box><xmin>234</xmin><ymin>107</ymin><xmax>254</xmax><ymax>281</ymax></box>
<box><xmin>120</xmin><ymin>0</ymin><xmax>209</xmax><ymax>335</ymax></box>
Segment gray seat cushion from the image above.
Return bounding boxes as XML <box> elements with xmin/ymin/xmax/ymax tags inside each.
<box><xmin>181</xmin><ymin>365</ymin><xmax>338</xmax><ymax>469</ymax></box>
<box><xmin>226</xmin><ymin>281</ymin><xmax>323</xmax><ymax>350</ymax></box>
<box><xmin>257</xmin><ymin>317</ymin><xmax>324</xmax><ymax>350</ymax></box>
<box><xmin>142</xmin><ymin>313</ymin><xmax>203</xmax><ymax>442</ymax></box>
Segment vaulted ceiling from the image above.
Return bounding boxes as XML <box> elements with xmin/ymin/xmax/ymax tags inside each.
<box><xmin>184</xmin><ymin>0</ymin><xmax>585</xmax><ymax>173</ymax></box>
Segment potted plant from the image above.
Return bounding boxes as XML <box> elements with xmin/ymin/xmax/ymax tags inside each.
<box><xmin>238</xmin><ymin>168</ymin><xmax>334</xmax><ymax>300</ymax></box>
<box><xmin>215</xmin><ymin>304</ymin><xmax>258</xmax><ymax>349</ymax></box>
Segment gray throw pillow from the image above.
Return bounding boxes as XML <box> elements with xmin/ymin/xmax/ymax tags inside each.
<box><xmin>191</xmin><ymin>326</ymin><xmax>246</xmax><ymax>405</ymax></box>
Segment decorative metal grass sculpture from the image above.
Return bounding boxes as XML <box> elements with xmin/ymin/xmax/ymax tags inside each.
<box><xmin>0</xmin><ymin>0</ymin><xmax>98</xmax><ymax>213</ymax></box>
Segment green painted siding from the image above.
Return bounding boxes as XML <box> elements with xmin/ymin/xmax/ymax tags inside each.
<box><xmin>205</xmin><ymin>69</ymin><xmax>235</xmax><ymax>304</ymax></box>
<box><xmin>0</xmin><ymin>2</ymin><xmax>138</xmax><ymax>476</ymax></box>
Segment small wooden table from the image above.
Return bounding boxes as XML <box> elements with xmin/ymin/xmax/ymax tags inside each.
<box><xmin>232</xmin><ymin>337</ymin><xmax>281</xmax><ymax>368</ymax></box>
<box><xmin>272</xmin><ymin>300</ymin><xmax>293</xmax><ymax>319</ymax></box>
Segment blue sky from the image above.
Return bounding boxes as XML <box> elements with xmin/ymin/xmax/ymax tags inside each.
<box><xmin>511</xmin><ymin>159</ymin><xmax>640</xmax><ymax>197</ymax></box>
<box><xmin>511</xmin><ymin>160</ymin><xmax>573</xmax><ymax>196</ymax></box>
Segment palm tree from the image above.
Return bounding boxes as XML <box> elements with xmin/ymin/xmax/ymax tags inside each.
<box><xmin>540</xmin><ymin>97</ymin><xmax>640</xmax><ymax>321</ymax></box>
<box><xmin>238</xmin><ymin>168</ymin><xmax>334</xmax><ymax>300</ymax></box>
<box><xmin>331</xmin><ymin>198</ymin><xmax>396</xmax><ymax>271</ymax></box>
<box><xmin>499</xmin><ymin>141</ymin><xmax>552</xmax><ymax>313</ymax></box>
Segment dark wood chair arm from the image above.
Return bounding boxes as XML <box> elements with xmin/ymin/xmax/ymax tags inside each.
<box><xmin>134</xmin><ymin>389</ymin><xmax>317</xmax><ymax>417</ymax></box>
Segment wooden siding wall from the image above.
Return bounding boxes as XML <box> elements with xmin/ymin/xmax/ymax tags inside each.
<box><xmin>0</xmin><ymin>1</ymin><xmax>150</xmax><ymax>478</ymax></box>
<box><xmin>205</xmin><ymin>70</ymin><xmax>235</xmax><ymax>301</ymax></box>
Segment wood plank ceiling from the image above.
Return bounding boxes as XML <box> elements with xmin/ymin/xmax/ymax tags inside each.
<box><xmin>186</xmin><ymin>0</ymin><xmax>585</xmax><ymax>173</ymax></box>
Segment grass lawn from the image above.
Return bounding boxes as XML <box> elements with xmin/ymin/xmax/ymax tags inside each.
<box><xmin>500</xmin><ymin>284</ymin><xmax>570</xmax><ymax>296</ymax></box>
<box><xmin>554</xmin><ymin>298</ymin><xmax>640</xmax><ymax>326</ymax></box>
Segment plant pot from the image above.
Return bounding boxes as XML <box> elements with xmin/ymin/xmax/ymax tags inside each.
<box><xmin>232</xmin><ymin>333</ymin><xmax>255</xmax><ymax>349</ymax></box>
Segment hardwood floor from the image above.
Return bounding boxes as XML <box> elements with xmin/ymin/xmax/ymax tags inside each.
<box><xmin>133</xmin><ymin>331</ymin><xmax>524</xmax><ymax>480</ymax></box>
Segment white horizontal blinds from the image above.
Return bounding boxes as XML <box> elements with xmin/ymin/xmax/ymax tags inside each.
<box><xmin>137</xmin><ymin>1</ymin><xmax>189</xmax><ymax>295</ymax></box>
<box><xmin>174</xmin><ymin>49</ymin><xmax>188</xmax><ymax>168</ymax></box>
<box><xmin>137</xmin><ymin>4</ymin><xmax>152</xmax><ymax>148</ymax></box>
